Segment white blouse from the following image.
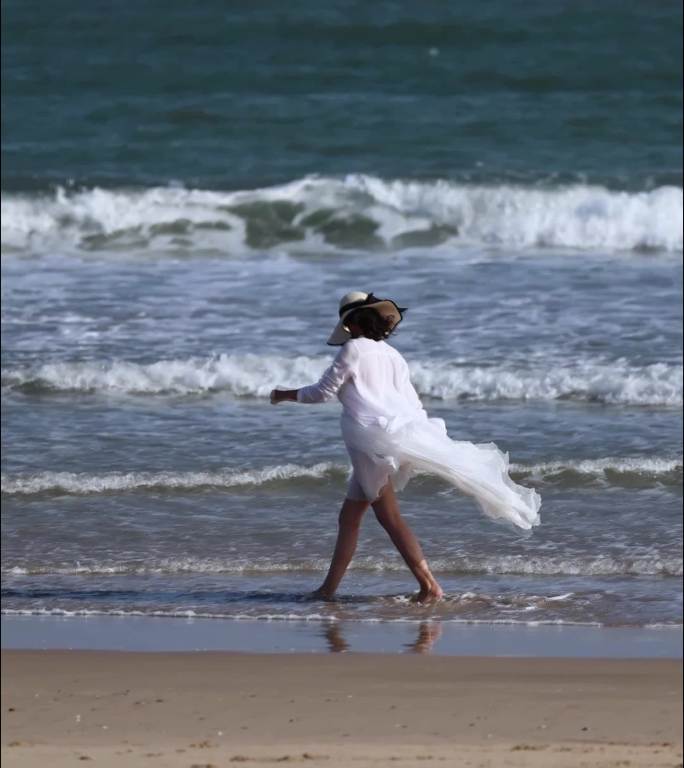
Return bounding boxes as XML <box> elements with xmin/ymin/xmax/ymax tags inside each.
<box><xmin>297</xmin><ymin>336</ymin><xmax>426</xmax><ymax>429</ymax></box>
<box><xmin>295</xmin><ymin>336</ymin><xmax>541</xmax><ymax>530</ymax></box>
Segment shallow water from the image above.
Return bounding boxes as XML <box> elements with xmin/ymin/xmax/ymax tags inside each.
<box><xmin>2</xmin><ymin>250</ymin><xmax>681</xmax><ymax>626</ymax></box>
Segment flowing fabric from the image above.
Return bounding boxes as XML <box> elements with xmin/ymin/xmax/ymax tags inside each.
<box><xmin>342</xmin><ymin>413</ymin><xmax>541</xmax><ymax>530</ymax></box>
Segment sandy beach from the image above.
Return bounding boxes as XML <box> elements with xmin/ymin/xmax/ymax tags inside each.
<box><xmin>2</xmin><ymin>650</ymin><xmax>681</xmax><ymax>767</ymax></box>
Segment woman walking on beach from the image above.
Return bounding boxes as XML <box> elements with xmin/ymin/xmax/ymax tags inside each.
<box><xmin>271</xmin><ymin>292</ymin><xmax>540</xmax><ymax>601</ymax></box>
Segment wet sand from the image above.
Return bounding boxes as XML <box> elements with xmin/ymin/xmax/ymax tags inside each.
<box><xmin>2</xmin><ymin>650</ymin><xmax>682</xmax><ymax>767</ymax></box>
<box><xmin>3</xmin><ymin>614</ymin><xmax>683</xmax><ymax>657</ymax></box>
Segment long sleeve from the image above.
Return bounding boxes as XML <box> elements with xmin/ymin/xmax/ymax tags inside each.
<box><xmin>399</xmin><ymin>358</ymin><xmax>426</xmax><ymax>415</ymax></box>
<box><xmin>297</xmin><ymin>343</ymin><xmax>357</xmax><ymax>404</ymax></box>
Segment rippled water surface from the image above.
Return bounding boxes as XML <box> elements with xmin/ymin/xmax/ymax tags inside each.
<box><xmin>2</xmin><ymin>1</ymin><xmax>682</xmax><ymax>628</ymax></box>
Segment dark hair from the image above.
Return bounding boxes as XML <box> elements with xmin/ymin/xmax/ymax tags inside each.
<box><xmin>346</xmin><ymin>307</ymin><xmax>395</xmax><ymax>341</ymax></box>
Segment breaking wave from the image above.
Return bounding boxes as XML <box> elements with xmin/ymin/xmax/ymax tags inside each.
<box><xmin>1</xmin><ymin>462</ymin><xmax>346</xmax><ymax>495</ymax></box>
<box><xmin>510</xmin><ymin>456</ymin><xmax>682</xmax><ymax>487</ymax></box>
<box><xmin>2</xmin><ymin>176</ymin><xmax>682</xmax><ymax>255</ymax></box>
<box><xmin>3</xmin><ymin>353</ymin><xmax>681</xmax><ymax>405</ymax></box>
<box><xmin>1</xmin><ymin>456</ymin><xmax>680</xmax><ymax>496</ymax></box>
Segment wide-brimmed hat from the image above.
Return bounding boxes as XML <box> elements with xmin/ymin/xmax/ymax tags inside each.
<box><xmin>327</xmin><ymin>291</ymin><xmax>407</xmax><ymax>346</ymax></box>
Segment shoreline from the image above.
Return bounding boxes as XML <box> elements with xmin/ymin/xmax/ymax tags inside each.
<box><xmin>2</xmin><ymin>650</ymin><xmax>682</xmax><ymax>767</ymax></box>
<box><xmin>2</xmin><ymin>614</ymin><xmax>682</xmax><ymax>657</ymax></box>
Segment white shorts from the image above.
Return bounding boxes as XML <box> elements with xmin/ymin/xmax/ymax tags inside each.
<box><xmin>345</xmin><ymin>447</ymin><xmax>392</xmax><ymax>502</ymax></box>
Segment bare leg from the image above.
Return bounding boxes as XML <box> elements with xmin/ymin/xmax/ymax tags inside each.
<box><xmin>372</xmin><ymin>483</ymin><xmax>443</xmax><ymax>602</ymax></box>
<box><xmin>313</xmin><ymin>497</ymin><xmax>369</xmax><ymax>599</ymax></box>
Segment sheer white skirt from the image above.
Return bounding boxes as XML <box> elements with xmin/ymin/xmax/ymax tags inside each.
<box><xmin>341</xmin><ymin>413</ymin><xmax>541</xmax><ymax>531</ymax></box>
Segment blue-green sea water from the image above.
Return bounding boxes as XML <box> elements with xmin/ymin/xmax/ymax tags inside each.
<box><xmin>2</xmin><ymin>1</ymin><xmax>682</xmax><ymax>191</ymax></box>
<box><xmin>1</xmin><ymin>1</ymin><xmax>682</xmax><ymax>630</ymax></box>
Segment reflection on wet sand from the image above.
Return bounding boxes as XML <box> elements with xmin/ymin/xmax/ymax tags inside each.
<box><xmin>321</xmin><ymin>621</ymin><xmax>442</xmax><ymax>654</ymax></box>
<box><xmin>405</xmin><ymin>621</ymin><xmax>443</xmax><ymax>654</ymax></box>
<box><xmin>322</xmin><ymin>622</ymin><xmax>350</xmax><ymax>653</ymax></box>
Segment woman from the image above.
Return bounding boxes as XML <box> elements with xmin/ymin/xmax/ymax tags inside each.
<box><xmin>270</xmin><ymin>291</ymin><xmax>541</xmax><ymax>602</ymax></box>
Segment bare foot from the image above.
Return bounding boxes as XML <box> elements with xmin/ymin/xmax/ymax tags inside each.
<box><xmin>413</xmin><ymin>583</ymin><xmax>444</xmax><ymax>604</ymax></box>
<box><xmin>310</xmin><ymin>587</ymin><xmax>336</xmax><ymax>601</ymax></box>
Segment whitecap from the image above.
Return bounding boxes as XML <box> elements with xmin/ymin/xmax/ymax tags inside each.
<box><xmin>2</xmin><ymin>353</ymin><xmax>681</xmax><ymax>405</ymax></box>
<box><xmin>2</xmin><ymin>176</ymin><xmax>681</xmax><ymax>255</ymax></box>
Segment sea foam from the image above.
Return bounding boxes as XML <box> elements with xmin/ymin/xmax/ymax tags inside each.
<box><xmin>2</xmin><ymin>456</ymin><xmax>680</xmax><ymax>496</ymax></box>
<box><xmin>3</xmin><ymin>353</ymin><xmax>681</xmax><ymax>405</ymax></box>
<box><xmin>2</xmin><ymin>176</ymin><xmax>682</xmax><ymax>255</ymax></box>
<box><xmin>0</xmin><ymin>462</ymin><xmax>345</xmax><ymax>495</ymax></box>
<box><xmin>3</xmin><ymin>553</ymin><xmax>681</xmax><ymax>577</ymax></box>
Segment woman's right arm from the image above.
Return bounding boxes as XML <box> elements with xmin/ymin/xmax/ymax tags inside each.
<box><xmin>271</xmin><ymin>343</ymin><xmax>357</xmax><ymax>405</ymax></box>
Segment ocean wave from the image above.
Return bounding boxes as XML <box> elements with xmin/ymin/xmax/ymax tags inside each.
<box><xmin>0</xmin><ymin>462</ymin><xmax>346</xmax><ymax>495</ymax></box>
<box><xmin>3</xmin><ymin>354</ymin><xmax>681</xmax><ymax>405</ymax></box>
<box><xmin>2</xmin><ymin>456</ymin><xmax>680</xmax><ymax>496</ymax></box>
<box><xmin>3</xmin><ymin>554</ymin><xmax>681</xmax><ymax>578</ymax></box>
<box><xmin>409</xmin><ymin>358</ymin><xmax>682</xmax><ymax>406</ymax></box>
<box><xmin>2</xmin><ymin>176</ymin><xmax>682</xmax><ymax>255</ymax></box>
<box><xmin>510</xmin><ymin>456</ymin><xmax>682</xmax><ymax>486</ymax></box>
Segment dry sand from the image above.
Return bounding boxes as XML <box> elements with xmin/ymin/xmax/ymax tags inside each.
<box><xmin>2</xmin><ymin>650</ymin><xmax>682</xmax><ymax>767</ymax></box>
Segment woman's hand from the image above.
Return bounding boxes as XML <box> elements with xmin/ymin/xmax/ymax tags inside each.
<box><xmin>270</xmin><ymin>388</ymin><xmax>297</xmax><ymax>404</ymax></box>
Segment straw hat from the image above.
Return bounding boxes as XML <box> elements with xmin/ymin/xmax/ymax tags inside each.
<box><xmin>327</xmin><ymin>291</ymin><xmax>407</xmax><ymax>346</ymax></box>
